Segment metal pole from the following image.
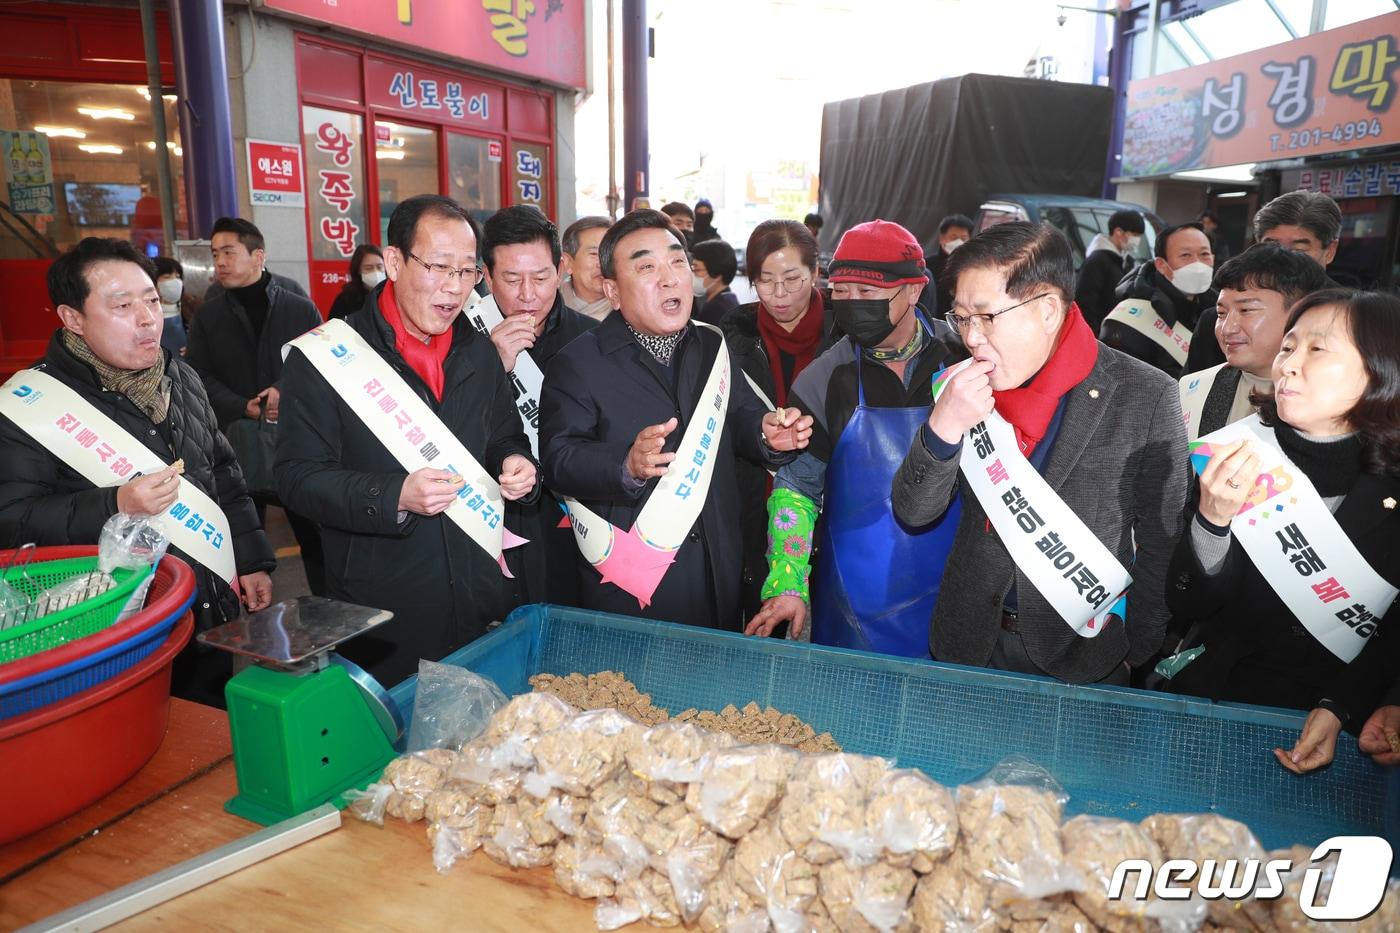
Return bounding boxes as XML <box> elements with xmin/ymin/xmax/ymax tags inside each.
<box><xmin>1310</xmin><ymin>0</ymin><xmax>1327</xmax><ymax>34</ymax></box>
<box><xmin>1103</xmin><ymin>4</ymin><xmax>1132</xmax><ymax>197</ymax></box>
<box><xmin>139</xmin><ymin>0</ymin><xmax>177</xmax><ymax>255</ymax></box>
<box><xmin>606</xmin><ymin>0</ymin><xmax>619</xmax><ymax>220</ymax></box>
<box><xmin>1146</xmin><ymin>0</ymin><xmax>1160</xmax><ymax>78</ymax></box>
<box><xmin>622</xmin><ymin>0</ymin><xmax>648</xmax><ymax>211</ymax></box>
<box><xmin>170</xmin><ymin>0</ymin><xmax>239</xmax><ymax>237</ymax></box>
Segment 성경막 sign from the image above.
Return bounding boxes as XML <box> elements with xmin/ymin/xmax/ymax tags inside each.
<box><xmin>1124</xmin><ymin>11</ymin><xmax>1400</xmax><ymax>176</ymax></box>
<box><xmin>247</xmin><ymin>139</ymin><xmax>305</xmax><ymax>208</ymax></box>
<box><xmin>261</xmin><ymin>0</ymin><xmax>585</xmax><ymax>90</ymax></box>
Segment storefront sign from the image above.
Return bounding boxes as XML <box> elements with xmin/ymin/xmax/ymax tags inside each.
<box><xmin>247</xmin><ymin>139</ymin><xmax>305</xmax><ymax>208</ymax></box>
<box><xmin>303</xmin><ymin>108</ymin><xmax>366</xmax><ymax>262</ymax></box>
<box><xmin>511</xmin><ymin>143</ymin><xmax>548</xmax><ymax>208</ymax></box>
<box><xmin>1282</xmin><ymin>160</ymin><xmax>1400</xmax><ymax>198</ymax></box>
<box><xmin>3</xmin><ymin>130</ymin><xmax>54</xmax><ymax>215</ymax></box>
<box><xmin>1124</xmin><ymin>12</ymin><xmax>1400</xmax><ymax>177</ymax></box>
<box><xmin>488</xmin><ymin>140</ymin><xmax>503</xmax><ymax>162</ymax></box>
<box><xmin>365</xmin><ymin>58</ymin><xmax>505</xmax><ymax>133</ymax></box>
<box><xmin>262</xmin><ymin>0</ymin><xmax>586</xmax><ymax>90</ymax></box>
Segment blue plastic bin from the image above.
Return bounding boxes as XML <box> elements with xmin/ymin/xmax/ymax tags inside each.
<box><xmin>390</xmin><ymin>604</ymin><xmax>1399</xmax><ymax>853</ymax></box>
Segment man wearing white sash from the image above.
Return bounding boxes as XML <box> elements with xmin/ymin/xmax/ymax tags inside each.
<box><xmin>1166</xmin><ymin>289</ymin><xmax>1400</xmax><ymax>723</ymax></box>
<box><xmin>276</xmin><ymin>195</ymin><xmax>538</xmax><ymax>686</ymax></box>
<box><xmin>1178</xmin><ymin>244</ymin><xmax>1327</xmax><ymax>442</ymax></box>
<box><xmin>539</xmin><ymin>209</ymin><xmax>812</xmax><ymax>630</ymax></box>
<box><xmin>0</xmin><ymin>238</ymin><xmax>274</xmax><ymax>705</ymax></box>
<box><xmin>892</xmin><ymin>222</ymin><xmax>1188</xmax><ymax>685</ymax></box>
<box><xmin>476</xmin><ymin>206</ymin><xmax>597</xmax><ymax>605</ymax></box>
<box><xmin>1100</xmin><ymin>222</ymin><xmax>1216</xmax><ymax>380</ymax></box>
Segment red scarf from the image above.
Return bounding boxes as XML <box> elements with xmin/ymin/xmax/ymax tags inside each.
<box><xmin>756</xmin><ymin>289</ymin><xmax>825</xmax><ymax>407</ymax></box>
<box><xmin>992</xmin><ymin>303</ymin><xmax>1099</xmax><ymax>457</ymax></box>
<box><xmin>378</xmin><ymin>281</ymin><xmax>451</xmax><ymax>401</ymax></box>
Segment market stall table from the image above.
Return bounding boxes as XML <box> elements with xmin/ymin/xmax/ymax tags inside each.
<box><xmin>0</xmin><ymin>700</ymin><xmax>627</xmax><ymax>932</ymax></box>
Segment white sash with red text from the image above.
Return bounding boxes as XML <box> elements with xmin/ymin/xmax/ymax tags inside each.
<box><xmin>1192</xmin><ymin>415</ymin><xmax>1397</xmax><ymax>662</ymax></box>
<box><xmin>1105</xmin><ymin>298</ymin><xmax>1190</xmax><ymax>366</ymax></box>
<box><xmin>283</xmin><ymin>320</ymin><xmax>524</xmax><ymax>574</ymax></box>
<box><xmin>0</xmin><ymin>369</ymin><xmax>237</xmax><ymax>583</ymax></box>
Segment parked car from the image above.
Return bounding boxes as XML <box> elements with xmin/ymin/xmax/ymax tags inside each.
<box><xmin>975</xmin><ymin>194</ymin><xmax>1166</xmax><ymax>271</ymax></box>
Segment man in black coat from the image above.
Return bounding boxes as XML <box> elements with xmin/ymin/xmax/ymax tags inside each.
<box><xmin>1100</xmin><ymin>222</ymin><xmax>1217</xmax><ymax>380</ymax></box>
<box><xmin>539</xmin><ymin>209</ymin><xmax>811</xmax><ymax>631</ymax></box>
<box><xmin>187</xmin><ymin>217</ymin><xmax>327</xmax><ymax>593</ymax></box>
<box><xmin>275</xmin><ymin>195</ymin><xmax>538</xmax><ymax>688</ymax></box>
<box><xmin>0</xmin><ymin>238</ymin><xmax>274</xmax><ymax>705</ymax></box>
<box><xmin>1073</xmin><ymin>209</ymin><xmax>1144</xmax><ymax>332</ymax></box>
<box><xmin>924</xmin><ymin>213</ymin><xmax>973</xmax><ymax>318</ymax></box>
<box><xmin>478</xmin><ymin>205</ymin><xmax>597</xmax><ymax>606</ymax></box>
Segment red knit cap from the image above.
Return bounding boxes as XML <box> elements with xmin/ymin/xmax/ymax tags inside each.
<box><xmin>828</xmin><ymin>219</ymin><xmax>928</xmax><ymax>287</ymax></box>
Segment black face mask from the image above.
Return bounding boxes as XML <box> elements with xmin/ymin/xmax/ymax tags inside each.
<box><xmin>695</xmin><ymin>212</ymin><xmax>713</xmax><ymax>228</ymax></box>
<box><xmin>832</xmin><ymin>297</ymin><xmax>895</xmax><ymax>348</ymax></box>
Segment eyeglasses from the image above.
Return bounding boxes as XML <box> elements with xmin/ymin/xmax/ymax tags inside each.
<box><xmin>945</xmin><ymin>293</ymin><xmax>1050</xmax><ymax>334</ymax></box>
<box><xmin>405</xmin><ymin>251</ymin><xmax>483</xmax><ymax>283</ymax></box>
<box><xmin>755</xmin><ymin>271</ymin><xmax>809</xmax><ymax>296</ymax></box>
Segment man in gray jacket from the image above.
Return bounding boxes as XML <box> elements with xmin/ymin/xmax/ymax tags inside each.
<box><xmin>892</xmin><ymin>222</ymin><xmax>1188</xmax><ymax>684</ymax></box>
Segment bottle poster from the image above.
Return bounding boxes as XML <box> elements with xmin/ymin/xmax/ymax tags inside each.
<box><xmin>2</xmin><ymin>130</ymin><xmax>55</xmax><ymax>215</ymax></box>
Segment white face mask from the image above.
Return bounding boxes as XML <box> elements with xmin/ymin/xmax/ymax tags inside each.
<box><xmin>361</xmin><ymin>269</ymin><xmax>386</xmax><ymax>289</ymax></box>
<box><xmin>157</xmin><ymin>278</ymin><xmax>183</xmax><ymax>305</ymax></box>
<box><xmin>943</xmin><ymin>238</ymin><xmax>967</xmax><ymax>254</ymax></box>
<box><xmin>1170</xmin><ymin>260</ymin><xmax>1214</xmax><ymax>296</ymax></box>
<box><xmin>1124</xmin><ymin>234</ymin><xmax>1142</xmax><ymax>254</ymax></box>
<box><xmin>692</xmin><ymin>274</ymin><xmax>707</xmax><ymax>297</ymax></box>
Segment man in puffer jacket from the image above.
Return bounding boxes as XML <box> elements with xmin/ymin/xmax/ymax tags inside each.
<box><xmin>0</xmin><ymin>237</ymin><xmax>275</xmax><ymax>706</ymax></box>
<box><xmin>1073</xmin><ymin>209</ymin><xmax>1144</xmax><ymax>332</ymax></box>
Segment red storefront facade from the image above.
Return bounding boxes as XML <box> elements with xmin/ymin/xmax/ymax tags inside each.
<box><xmin>295</xmin><ymin>37</ymin><xmax>558</xmax><ymax>314</ymax></box>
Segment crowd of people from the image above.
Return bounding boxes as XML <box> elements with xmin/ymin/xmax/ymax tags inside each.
<box><xmin>0</xmin><ymin>187</ymin><xmax>1396</xmax><ymax>775</ymax></box>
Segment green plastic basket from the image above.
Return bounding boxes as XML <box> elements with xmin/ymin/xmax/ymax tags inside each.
<box><xmin>0</xmin><ymin>558</ymin><xmax>152</xmax><ymax>663</ymax></box>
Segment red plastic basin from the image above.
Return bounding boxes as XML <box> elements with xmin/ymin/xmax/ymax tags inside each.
<box><xmin>0</xmin><ymin>612</ymin><xmax>193</xmax><ymax>845</ymax></box>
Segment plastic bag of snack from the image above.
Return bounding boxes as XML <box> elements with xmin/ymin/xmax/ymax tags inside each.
<box><xmin>865</xmin><ymin>768</ymin><xmax>958</xmax><ymax>873</ymax></box>
<box><xmin>956</xmin><ymin>759</ymin><xmax>1078</xmax><ymax>907</ymax></box>
<box><xmin>686</xmin><ymin>744</ymin><xmax>799</xmax><ymax>839</ymax></box>
<box><xmin>555</xmin><ymin>832</ymin><xmax>617</xmax><ymax>900</ymax></box>
<box><xmin>638</xmin><ymin>803</ymin><xmax>733</xmax><ymax>923</ymax></box>
<box><xmin>407</xmin><ymin>660</ymin><xmax>508</xmax><ymax>752</ymax></box>
<box><xmin>481</xmin><ymin>801</ymin><xmax>554</xmax><ymax>868</ymax></box>
<box><xmin>524</xmin><ymin>708</ymin><xmax>642</xmax><ymax>798</ymax></box>
<box><xmin>628</xmin><ymin>721</ymin><xmax>737</xmax><ymax>806</ymax></box>
<box><xmin>1061</xmin><ymin>815</ymin><xmax>1205</xmax><ymax>933</ymax></box>
<box><xmin>697</xmin><ymin>860</ymin><xmax>772</xmax><ymax>933</ymax></box>
<box><xmin>424</xmin><ymin>787</ymin><xmax>492</xmax><ymax>872</ymax></box>
<box><xmin>818</xmin><ymin>858</ymin><xmax>917</xmax><ymax>933</ymax></box>
<box><xmin>345</xmin><ymin>782</ymin><xmax>394</xmax><ymax>827</ymax></box>
<box><xmin>1142</xmin><ymin>813</ymin><xmax>1272</xmax><ymax>931</ymax></box>
<box><xmin>779</xmin><ymin>753</ymin><xmax>890</xmax><ymax>866</ymax></box>
<box><xmin>735</xmin><ymin>817</ymin><xmax>820</xmax><ymax>933</ymax></box>
<box><xmin>546</xmin><ymin>791</ymin><xmax>587</xmax><ymax>838</ymax></box>
<box><xmin>481</xmin><ymin>691</ymin><xmax>576</xmax><ymax>770</ymax></box>
<box><xmin>908</xmin><ymin>850</ymin><xmax>999</xmax><ymax>933</ymax></box>
<box><xmin>581</xmin><ymin>776</ymin><xmax>661</xmax><ymax>884</ymax></box>
<box><xmin>595</xmin><ymin>869</ymin><xmax>684</xmax><ymax>930</ymax></box>
<box><xmin>375</xmin><ymin>748</ymin><xmax>458</xmax><ymax>823</ymax></box>
<box><xmin>448</xmin><ymin>737</ymin><xmax>524</xmax><ymax>805</ymax></box>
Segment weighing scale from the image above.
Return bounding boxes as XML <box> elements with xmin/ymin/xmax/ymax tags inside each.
<box><xmin>198</xmin><ymin>596</ymin><xmax>403</xmax><ymax>826</ymax></box>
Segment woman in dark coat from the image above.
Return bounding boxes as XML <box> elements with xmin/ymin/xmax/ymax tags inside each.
<box><xmin>1167</xmin><ymin>290</ymin><xmax>1400</xmax><ymax>732</ymax></box>
<box><xmin>717</xmin><ymin>220</ymin><xmax>836</xmax><ymax>622</ymax></box>
<box><xmin>327</xmin><ymin>244</ymin><xmax>385</xmax><ymax>320</ymax></box>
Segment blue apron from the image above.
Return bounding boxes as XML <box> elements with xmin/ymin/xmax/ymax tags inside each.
<box><xmin>810</xmin><ymin>335</ymin><xmax>961</xmax><ymax>657</ymax></box>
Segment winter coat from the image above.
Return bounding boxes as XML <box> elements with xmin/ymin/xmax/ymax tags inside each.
<box><xmin>1074</xmin><ymin>238</ymin><xmax>1131</xmax><ymax>333</ymax></box>
<box><xmin>539</xmin><ymin>312</ymin><xmax>796</xmax><ymax>630</ymax></box>
<box><xmin>274</xmin><ymin>290</ymin><xmax>536</xmax><ymax>687</ymax></box>
<box><xmin>0</xmin><ymin>331</ymin><xmax>275</xmax><ymax>632</ymax></box>
<box><xmin>1101</xmin><ymin>261</ymin><xmax>1217</xmax><ymax>380</ymax></box>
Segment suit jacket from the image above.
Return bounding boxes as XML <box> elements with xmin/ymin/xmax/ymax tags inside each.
<box><xmin>1168</xmin><ymin>469</ymin><xmax>1400</xmax><ymax>713</ymax></box>
<box><xmin>891</xmin><ymin>346</ymin><xmax>1189</xmax><ymax>683</ymax></box>
<box><xmin>275</xmin><ymin>291</ymin><xmax>535</xmax><ymax>687</ymax></box>
<box><xmin>539</xmin><ymin>312</ymin><xmax>795</xmax><ymax>630</ymax></box>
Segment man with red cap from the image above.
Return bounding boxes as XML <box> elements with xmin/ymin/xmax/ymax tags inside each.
<box><xmin>746</xmin><ymin>220</ymin><xmax>968</xmax><ymax>657</ymax></box>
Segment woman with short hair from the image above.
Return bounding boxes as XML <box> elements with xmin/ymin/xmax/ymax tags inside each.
<box><xmin>327</xmin><ymin>244</ymin><xmax>385</xmax><ymax>320</ymax></box>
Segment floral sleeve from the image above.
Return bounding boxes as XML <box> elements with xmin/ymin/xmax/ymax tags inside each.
<box><xmin>760</xmin><ymin>487</ymin><xmax>818</xmax><ymax>606</ymax></box>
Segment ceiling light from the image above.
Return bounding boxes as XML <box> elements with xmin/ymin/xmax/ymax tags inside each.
<box><xmin>375</xmin><ymin>149</ymin><xmax>405</xmax><ymax>160</ymax></box>
<box><xmin>77</xmin><ymin>107</ymin><xmax>135</xmax><ymax>121</ymax></box>
<box><xmin>78</xmin><ymin>144</ymin><xmax>124</xmax><ymax>155</ymax></box>
<box><xmin>135</xmin><ymin>88</ymin><xmax>177</xmax><ymax>102</ymax></box>
<box><xmin>145</xmin><ymin>140</ymin><xmax>184</xmax><ymax>155</ymax></box>
<box><xmin>34</xmin><ymin>125</ymin><xmax>86</xmax><ymax>139</ymax></box>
